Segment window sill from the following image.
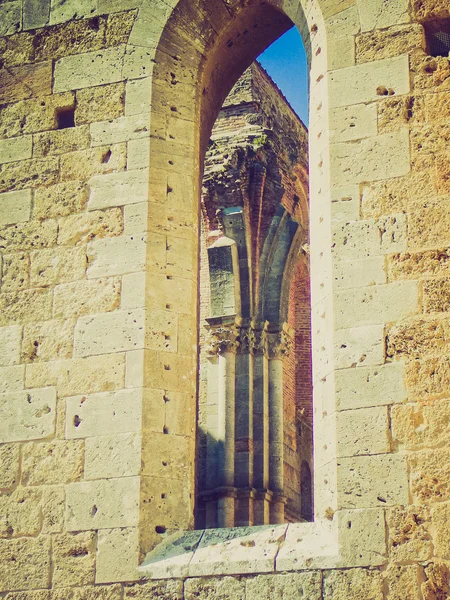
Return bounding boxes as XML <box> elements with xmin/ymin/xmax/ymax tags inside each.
<box><xmin>138</xmin><ymin>521</ymin><xmax>339</xmax><ymax>579</ymax></box>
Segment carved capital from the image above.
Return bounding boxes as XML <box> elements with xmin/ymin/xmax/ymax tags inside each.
<box><xmin>249</xmin><ymin>328</ymin><xmax>265</xmax><ymax>356</ymax></box>
<box><xmin>265</xmin><ymin>328</ymin><xmax>293</xmax><ymax>359</ymax></box>
<box><xmin>206</xmin><ymin>324</ymin><xmax>240</xmax><ymax>355</ymax></box>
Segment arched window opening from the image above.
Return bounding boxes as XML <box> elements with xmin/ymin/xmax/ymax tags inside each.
<box><xmin>196</xmin><ymin>55</ymin><xmax>312</xmax><ymax>529</ymax></box>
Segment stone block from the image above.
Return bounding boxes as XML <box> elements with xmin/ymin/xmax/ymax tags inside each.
<box><xmin>392</xmin><ymin>398</ymin><xmax>450</xmax><ymax>452</ymax></box>
<box><xmin>96</xmin><ymin>527</ymin><xmax>139</xmax><ymax>583</ymax></box>
<box><xmin>124</xmin><ymin>202</ymin><xmax>148</xmax><ymax>235</ymax></box>
<box><xmin>127</xmin><ymin>138</ymin><xmax>150</xmax><ymax>170</ymax></box>
<box><xmin>1</xmin><ymin>252</ymin><xmax>29</xmax><ymax>293</ymax></box>
<box><xmin>0</xmin><ymin>1</ymin><xmax>22</xmax><ymax>36</ymax></box>
<box><xmin>0</xmin><ymin>61</ymin><xmax>52</xmax><ymax>105</ymax></box>
<box><xmin>409</xmin><ymin>449</ymin><xmax>450</xmax><ymax>502</ymax></box>
<box><xmin>23</xmin><ymin>0</ymin><xmax>51</xmax><ymax>29</ymax></box>
<box><xmin>86</xmin><ymin>235</ymin><xmax>147</xmax><ymax>278</ymax></box>
<box><xmin>53</xmin><ymin>277</ymin><xmax>121</xmax><ymax>319</ymax></box>
<box><xmin>336</xmin><ymin>406</ymin><xmax>390</xmax><ymax>457</ymax></box>
<box><xmin>0</xmin><ymin>443</ymin><xmax>19</xmax><ymax>488</ymax></box>
<box><xmin>432</xmin><ymin>503</ymin><xmax>450</xmax><ymax>559</ymax></box>
<box><xmin>123</xmin><ymin>580</ymin><xmax>183</xmax><ymax>600</ymax></box>
<box><xmin>0</xmin><ymin>219</ymin><xmax>57</xmax><ymax>255</ymax></box>
<box><xmin>85</xmin><ymin>432</ymin><xmax>140</xmax><ymax>480</ymax></box>
<box><xmin>49</xmin><ymin>0</ymin><xmax>98</xmax><ymax>25</ymax></box>
<box><xmin>90</xmin><ymin>114</ymin><xmax>150</xmax><ymax>147</ymax></box>
<box><xmin>333</xmin><ymin>256</ymin><xmax>386</xmax><ymax>290</ymax></box>
<box><xmin>33</xmin><ymin>126</ymin><xmax>90</xmax><ymax>158</ymax></box>
<box><xmin>0</xmin><ymin>325</ymin><xmax>21</xmax><ymax>366</ymax></box>
<box><xmin>66</xmin><ymin>477</ymin><xmax>140</xmax><ymax>531</ymax></box>
<box><xmin>336</xmin><ymin>362</ymin><xmax>406</xmax><ymax>410</ymax></box>
<box><xmin>406</xmin><ymin>356</ymin><xmax>450</xmax><ymax>399</ymax></box>
<box><xmin>0</xmin><ymin>190</ymin><xmax>32</xmax><ymax>226</ymax></box>
<box><xmin>54</xmin><ymin>46</ymin><xmax>126</xmax><ymax>93</ymax></box>
<box><xmin>125</xmin><ymin>78</ymin><xmax>152</xmax><ymax>117</ymax></box>
<box><xmin>422</xmin><ymin>562</ymin><xmax>450</xmax><ymax>600</ymax></box>
<box><xmin>51</xmin><ymin>584</ymin><xmax>123</xmax><ymax>600</ymax></box>
<box><xmin>0</xmin><ymin>288</ymin><xmax>52</xmax><ymax>326</ymax></box>
<box><xmin>42</xmin><ymin>486</ymin><xmax>65</xmax><ymax>533</ymax></box>
<box><xmin>423</xmin><ymin>278</ymin><xmax>450</xmax><ymax>313</ymax></box>
<box><xmin>52</xmin><ymin>531</ymin><xmax>96</xmax><ymax>587</ymax></box>
<box><xmin>0</xmin><ymin>31</ymin><xmax>35</xmax><ymax>69</ymax></box>
<box><xmin>0</xmin><ymin>365</ymin><xmax>24</xmax><ymax>393</ymax></box>
<box><xmin>386</xmin><ymin>565</ymin><xmax>423</xmax><ymax>600</ymax></box>
<box><xmin>185</xmin><ymin>577</ymin><xmax>245</xmax><ymax>600</ymax></box>
<box><xmin>388</xmin><ymin>505</ymin><xmax>432</xmax><ymax>561</ymax></box>
<box><xmin>66</xmin><ymin>388</ymin><xmax>142</xmax><ymax>439</ymax></box>
<box><xmin>337</xmin><ymin>509</ymin><xmax>387</xmax><ymax>567</ymax></box>
<box><xmin>388</xmin><ymin>249</ymin><xmax>450</xmax><ymax>281</ymax></box>
<box><xmin>330</xmin><ymin>130</ymin><xmax>410</xmax><ymax>186</ymax></box>
<box><xmin>334</xmin><ymin>324</ymin><xmax>385</xmax><ymax>369</ymax></box>
<box><xmin>329</xmin><ymin>55</ymin><xmax>410</xmax><ymax>109</ymax></box>
<box><xmin>356</xmin><ymin>0</ymin><xmax>409</xmax><ymax>31</ymax></box>
<box><xmin>377</xmin><ymin>94</ymin><xmax>425</xmax><ymax>134</ymax></box>
<box><xmin>356</xmin><ymin>25</ymin><xmax>424</xmax><ymax>64</ymax></box>
<box><xmin>323</xmin><ymin>568</ymin><xmax>383</xmax><ymax>600</ymax></box>
<box><xmin>122</xmin><ymin>45</ymin><xmax>155</xmax><ymax>80</ymax></box>
<box><xmin>0</xmin><ymin>136</ymin><xmax>32</xmax><ymax>165</ymax></box>
<box><xmin>60</xmin><ymin>144</ymin><xmax>127</xmax><ymax>181</ymax></box>
<box><xmin>34</xmin><ymin>181</ymin><xmax>88</xmax><ymax>220</ymax></box>
<box><xmin>21</xmin><ymin>440</ymin><xmax>83</xmax><ymax>485</ymax></box>
<box><xmin>337</xmin><ymin>454</ymin><xmax>408</xmax><ymax>508</ymax></box>
<box><xmin>387</xmin><ymin>317</ymin><xmax>449</xmax><ymax>359</ymax></box>
<box><xmin>141</xmin><ymin>432</ymin><xmax>191</xmax><ymax>479</ymax></box>
<box><xmin>245</xmin><ymin>572</ymin><xmax>322</xmax><ymax>600</ymax></box>
<box><xmin>75</xmin><ymin>82</ymin><xmax>125</xmax><ymax>125</ymax></box>
<box><xmin>412</xmin><ymin>0</ymin><xmax>450</xmax><ymax>20</ymax></box>
<box><xmin>58</xmin><ymin>208</ymin><xmax>123</xmax><ymax>246</ymax></box>
<box><xmin>21</xmin><ymin>319</ymin><xmax>74</xmax><ymax>369</ymax></box>
<box><xmin>30</xmin><ymin>246</ymin><xmax>86</xmax><ymax>286</ymax></box>
<box><xmin>327</xmin><ymin>36</ymin><xmax>355</xmax><ymax>71</ymax></box>
<box><xmin>125</xmin><ymin>349</ymin><xmax>144</xmax><ymax>388</ymax></box>
<box><xmin>88</xmin><ymin>169</ymin><xmax>149</xmax><ymax>210</ymax></box>
<box><xmin>329</xmin><ymin>104</ymin><xmax>377</xmax><ymax>143</ymax></box>
<box><xmin>0</xmin><ymin>157</ymin><xmax>59</xmax><ymax>193</ymax></box>
<box><xmin>0</xmin><ymin>537</ymin><xmax>51</xmax><ymax>592</ymax></box>
<box><xmin>0</xmin><ymin>387</ymin><xmax>56</xmax><ymax>443</ymax></box>
<box><xmin>0</xmin><ymin>487</ymin><xmax>41</xmax><ymax>538</ymax></box>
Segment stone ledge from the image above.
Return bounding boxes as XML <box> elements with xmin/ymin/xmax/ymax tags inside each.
<box><xmin>138</xmin><ymin>522</ymin><xmax>338</xmax><ymax>580</ymax></box>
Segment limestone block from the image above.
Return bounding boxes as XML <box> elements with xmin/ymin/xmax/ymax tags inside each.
<box><xmin>185</xmin><ymin>577</ymin><xmax>245</xmax><ymax>600</ymax></box>
<box><xmin>412</xmin><ymin>0</ymin><xmax>450</xmax><ymax>20</ymax></box>
<box><xmin>422</xmin><ymin>562</ymin><xmax>450</xmax><ymax>600</ymax></box>
<box><xmin>0</xmin><ymin>387</ymin><xmax>56</xmax><ymax>443</ymax></box>
<box><xmin>246</xmin><ymin>572</ymin><xmax>322</xmax><ymax>600</ymax></box>
<box><xmin>406</xmin><ymin>356</ymin><xmax>450</xmax><ymax>399</ymax></box>
<box><xmin>125</xmin><ymin>78</ymin><xmax>152</xmax><ymax>117</ymax></box>
<box><xmin>127</xmin><ymin>139</ymin><xmax>150</xmax><ymax>172</ymax></box>
<box><xmin>357</xmin><ymin>25</ymin><xmax>424</xmax><ymax>64</ymax></box>
<box><xmin>412</xmin><ymin>54</ymin><xmax>450</xmax><ymax>95</ymax></box>
<box><xmin>51</xmin><ymin>584</ymin><xmax>123</xmax><ymax>600</ymax></box>
<box><xmin>325</xmin><ymin>5</ymin><xmax>360</xmax><ymax>37</ymax></box>
<box><xmin>0</xmin><ymin>287</ymin><xmax>52</xmax><ymax>326</ymax></box>
<box><xmin>23</xmin><ymin>0</ymin><xmax>51</xmax><ymax>29</ymax></box>
<box><xmin>146</xmin><ymin>274</ymin><xmax>195</xmax><ymax>315</ymax></box>
<box><xmin>327</xmin><ymin>36</ymin><xmax>355</xmax><ymax>71</ymax></box>
<box><xmin>66</xmin><ymin>476</ymin><xmax>140</xmax><ymax>531</ymax></box>
<box><xmin>85</xmin><ymin>432</ymin><xmax>141</xmax><ymax>479</ymax></box>
<box><xmin>88</xmin><ymin>169</ymin><xmax>149</xmax><ymax>210</ymax></box>
<box><xmin>423</xmin><ymin>278</ymin><xmax>450</xmax><ymax>313</ymax></box>
<box><xmin>75</xmin><ymin>82</ymin><xmax>125</xmax><ymax>125</ymax></box>
<box><xmin>50</xmin><ymin>0</ymin><xmax>98</xmax><ymax>25</ymax></box>
<box><xmin>54</xmin><ymin>46</ymin><xmax>126</xmax><ymax>93</ymax></box>
<box><xmin>336</xmin><ymin>406</ymin><xmax>390</xmax><ymax>457</ymax></box>
<box><xmin>377</xmin><ymin>94</ymin><xmax>425</xmax><ymax>134</ymax></box>
<box><xmin>2</xmin><ymin>252</ymin><xmax>29</xmax><ymax>293</ymax></box>
<box><xmin>58</xmin><ymin>208</ymin><xmax>123</xmax><ymax>246</ymax></box>
<box><xmin>0</xmin><ymin>365</ymin><xmax>24</xmax><ymax>393</ymax></box>
<box><xmin>337</xmin><ymin>509</ymin><xmax>387</xmax><ymax>567</ymax></box>
<box><xmin>386</xmin><ymin>565</ymin><xmax>423</xmax><ymax>600</ymax></box>
<box><xmin>337</xmin><ymin>454</ymin><xmax>408</xmax><ymax>508</ymax></box>
<box><xmin>329</xmin><ymin>56</ymin><xmax>410</xmax><ymax>109</ymax></box>
<box><xmin>356</xmin><ymin>0</ymin><xmax>409</xmax><ymax>31</ymax></box>
<box><xmin>411</xmin><ymin>123</ymin><xmax>450</xmax><ymax>171</ymax></box>
<box><xmin>91</xmin><ymin>114</ymin><xmax>150</xmax><ymax>147</ymax></box>
<box><xmin>336</xmin><ymin>363</ymin><xmax>406</xmax><ymax>410</ymax></box>
<box><xmin>392</xmin><ymin>398</ymin><xmax>450</xmax><ymax>451</ymax></box>
<box><xmin>60</xmin><ymin>144</ymin><xmax>127</xmax><ymax>181</ymax></box>
<box><xmin>0</xmin><ymin>136</ymin><xmax>32</xmax><ymax>165</ymax></box>
<box><xmin>0</xmin><ymin>536</ymin><xmax>51</xmax><ymax>592</ymax></box>
<box><xmin>145</xmin><ymin>309</ymin><xmax>178</xmax><ymax>353</ymax></box>
<box><xmin>122</xmin><ymin>46</ymin><xmax>155</xmax><ymax>81</ymax></box>
<box><xmin>330</xmin><ymin>130</ymin><xmax>410</xmax><ymax>186</ymax></box>
<box><xmin>388</xmin><ymin>505</ymin><xmax>432</xmax><ymax>561</ymax></box>
<box><xmin>53</xmin><ymin>277</ymin><xmax>120</xmax><ymax>319</ymax></box>
<box><xmin>0</xmin><ymin>61</ymin><xmax>52</xmax><ymax>105</ymax></box>
<box><xmin>25</xmin><ymin>354</ymin><xmax>125</xmax><ymax>396</ymax></box>
<box><xmin>425</xmin><ymin>90</ymin><xmax>450</xmax><ymax>123</ymax></box>
<box><xmin>0</xmin><ymin>443</ymin><xmax>19</xmax><ymax>488</ymax></box>
<box><xmin>0</xmin><ymin>30</ymin><xmax>36</xmax><ymax>69</ymax></box>
<box><xmin>30</xmin><ymin>246</ymin><xmax>86</xmax><ymax>286</ymax></box>
<box><xmin>33</xmin><ymin>126</ymin><xmax>90</xmax><ymax>158</ymax></box>
<box><xmin>0</xmin><ymin>190</ymin><xmax>32</xmax><ymax>226</ymax></box>
<box><xmin>0</xmin><ymin>157</ymin><xmax>59</xmax><ymax>193</ymax></box>
<box><xmin>323</xmin><ymin>568</ymin><xmax>383</xmax><ymax>599</ymax></box>
<box><xmin>34</xmin><ymin>181</ymin><xmax>88</xmax><ymax>220</ymax></box>
<box><xmin>124</xmin><ymin>202</ymin><xmax>148</xmax><ymax>235</ymax></box>
<box><xmin>330</xmin><ymin>104</ymin><xmax>377</xmax><ymax>143</ymax></box>
<box><xmin>409</xmin><ymin>449</ymin><xmax>450</xmax><ymax>502</ymax></box>
<box><xmin>332</xmin><ymin>257</ymin><xmax>385</xmax><ymax>291</ymax></box>
<box><xmin>125</xmin><ymin>349</ymin><xmax>144</xmax><ymax>388</ymax></box>
<box><xmin>42</xmin><ymin>486</ymin><xmax>65</xmax><ymax>533</ymax></box>
<box><xmin>387</xmin><ymin>317</ymin><xmax>450</xmax><ymax>359</ymax></box>
<box><xmin>96</xmin><ymin>527</ymin><xmax>139</xmax><ymax>583</ymax></box>
<box><xmin>0</xmin><ymin>487</ymin><xmax>41</xmax><ymax>538</ymax></box>
<box><xmin>21</xmin><ymin>440</ymin><xmax>83</xmax><ymax>485</ymax></box>
<box><xmin>388</xmin><ymin>249</ymin><xmax>450</xmax><ymax>281</ymax></box>
<box><xmin>52</xmin><ymin>531</ymin><xmax>96</xmax><ymax>587</ymax></box>
<box><xmin>0</xmin><ymin>220</ymin><xmax>57</xmax><ymax>255</ymax></box>
<box><xmin>141</xmin><ymin>432</ymin><xmax>192</xmax><ymax>479</ymax></box>
<box><xmin>124</xmin><ymin>580</ymin><xmax>183</xmax><ymax>600</ymax></box>
<box><xmin>334</xmin><ymin>324</ymin><xmax>385</xmax><ymax>369</ymax></box>
<box><xmin>0</xmin><ymin>325</ymin><xmax>21</xmax><ymax>366</ymax></box>
<box><xmin>431</xmin><ymin>503</ymin><xmax>450</xmax><ymax>559</ymax></box>
<box><xmin>66</xmin><ymin>388</ymin><xmax>142</xmax><ymax>439</ymax></box>
<box><xmin>86</xmin><ymin>235</ymin><xmax>147</xmax><ymax>278</ymax></box>
<box><xmin>139</xmin><ymin>530</ymin><xmax>204</xmax><ymax>580</ymax></box>
<box><xmin>0</xmin><ymin>2</ymin><xmax>21</xmax><ymax>36</ymax></box>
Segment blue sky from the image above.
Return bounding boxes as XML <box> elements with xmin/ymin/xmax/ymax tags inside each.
<box><xmin>258</xmin><ymin>26</ymin><xmax>309</xmax><ymax>124</ymax></box>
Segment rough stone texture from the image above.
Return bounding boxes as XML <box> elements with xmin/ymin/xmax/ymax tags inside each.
<box><xmin>246</xmin><ymin>572</ymin><xmax>322</xmax><ymax>599</ymax></box>
<box><xmin>85</xmin><ymin>432</ymin><xmax>140</xmax><ymax>479</ymax></box>
<box><xmin>21</xmin><ymin>319</ymin><xmax>75</xmax><ymax>362</ymax></box>
<box><xmin>34</xmin><ymin>181</ymin><xmax>88</xmax><ymax>220</ymax></box>
<box><xmin>386</xmin><ymin>317</ymin><xmax>450</xmax><ymax>359</ymax></box>
<box><xmin>33</xmin><ymin>126</ymin><xmax>90</xmax><ymax>158</ymax></box>
<box><xmin>0</xmin><ymin>444</ymin><xmax>19</xmax><ymax>489</ymax></box>
<box><xmin>21</xmin><ymin>440</ymin><xmax>84</xmax><ymax>485</ymax></box>
<box><xmin>0</xmin><ymin>487</ymin><xmax>41</xmax><ymax>537</ymax></box>
<box><xmin>386</xmin><ymin>565</ymin><xmax>423</xmax><ymax>600</ymax></box>
<box><xmin>0</xmin><ymin>61</ymin><xmax>52</xmax><ymax>105</ymax></box>
<box><xmin>422</xmin><ymin>562</ymin><xmax>450</xmax><ymax>600</ymax></box>
<box><xmin>1</xmin><ymin>252</ymin><xmax>30</xmax><ymax>293</ymax></box>
<box><xmin>42</xmin><ymin>486</ymin><xmax>65</xmax><ymax>534</ymax></box>
<box><xmin>356</xmin><ymin>25</ymin><xmax>425</xmax><ymax>64</ymax></box>
<box><xmin>406</xmin><ymin>356</ymin><xmax>450</xmax><ymax>399</ymax></box>
<box><xmin>75</xmin><ymin>83</ymin><xmax>125</xmax><ymax>125</ymax></box>
<box><xmin>409</xmin><ymin>450</ymin><xmax>450</xmax><ymax>502</ymax></box>
<box><xmin>388</xmin><ymin>249</ymin><xmax>450</xmax><ymax>281</ymax></box>
<box><xmin>0</xmin><ymin>219</ymin><xmax>57</xmax><ymax>253</ymax></box>
<box><xmin>0</xmin><ymin>288</ymin><xmax>52</xmax><ymax>326</ymax></box>
<box><xmin>96</xmin><ymin>527</ymin><xmax>139</xmax><ymax>583</ymax></box>
<box><xmin>0</xmin><ymin>536</ymin><xmax>51</xmax><ymax>592</ymax></box>
<box><xmin>0</xmin><ymin>387</ymin><xmax>56</xmax><ymax>443</ymax></box>
<box><xmin>391</xmin><ymin>398</ymin><xmax>450</xmax><ymax>450</ymax></box>
<box><xmin>53</xmin><ymin>278</ymin><xmax>121</xmax><ymax>319</ymax></box>
<box><xmin>184</xmin><ymin>577</ymin><xmax>245</xmax><ymax>600</ymax></box>
<box><xmin>323</xmin><ymin>568</ymin><xmax>384</xmax><ymax>600</ymax></box>
<box><xmin>423</xmin><ymin>279</ymin><xmax>450</xmax><ymax>313</ymax></box>
<box><xmin>431</xmin><ymin>503</ymin><xmax>450</xmax><ymax>559</ymax></box>
<box><xmin>58</xmin><ymin>208</ymin><xmax>123</xmax><ymax>246</ymax></box>
<box><xmin>124</xmin><ymin>580</ymin><xmax>183</xmax><ymax>599</ymax></box>
<box><xmin>52</xmin><ymin>532</ymin><xmax>96</xmax><ymax>588</ymax></box>
<box><xmin>60</xmin><ymin>144</ymin><xmax>127</xmax><ymax>181</ymax></box>
<box><xmin>388</xmin><ymin>505</ymin><xmax>433</xmax><ymax>561</ymax></box>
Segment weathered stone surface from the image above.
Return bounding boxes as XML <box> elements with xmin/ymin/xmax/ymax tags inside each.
<box><xmin>338</xmin><ymin>509</ymin><xmax>387</xmax><ymax>567</ymax></box>
<box><xmin>411</xmin><ymin>124</ymin><xmax>450</xmax><ymax>171</ymax></box>
<box><xmin>356</xmin><ymin>25</ymin><xmax>424</xmax><ymax>64</ymax></box>
<box><xmin>66</xmin><ymin>388</ymin><xmax>141</xmax><ymax>439</ymax></box>
<box><xmin>336</xmin><ymin>406</ymin><xmax>390</xmax><ymax>457</ymax></box>
<box><xmin>323</xmin><ymin>568</ymin><xmax>383</xmax><ymax>600</ymax></box>
<box><xmin>329</xmin><ymin>104</ymin><xmax>377</xmax><ymax>143</ymax></box>
<box><xmin>96</xmin><ymin>527</ymin><xmax>139</xmax><ymax>583</ymax></box>
<box><xmin>406</xmin><ymin>356</ymin><xmax>450</xmax><ymax>399</ymax></box>
<box><xmin>386</xmin><ymin>564</ymin><xmax>422</xmax><ymax>600</ymax></box>
<box><xmin>124</xmin><ymin>202</ymin><xmax>147</xmax><ymax>235</ymax></box>
<box><xmin>0</xmin><ymin>536</ymin><xmax>51</xmax><ymax>592</ymax></box>
<box><xmin>66</xmin><ymin>476</ymin><xmax>140</xmax><ymax>531</ymax></box>
<box><xmin>76</xmin><ymin>82</ymin><xmax>125</xmax><ymax>125</ymax></box>
<box><xmin>0</xmin><ymin>444</ymin><xmax>19</xmax><ymax>488</ymax></box>
<box><xmin>60</xmin><ymin>144</ymin><xmax>127</xmax><ymax>181</ymax></box>
<box><xmin>423</xmin><ymin>278</ymin><xmax>450</xmax><ymax>313</ymax></box>
<box><xmin>53</xmin><ymin>277</ymin><xmax>120</xmax><ymax>319</ymax></box>
<box><xmin>51</xmin><ymin>585</ymin><xmax>123</xmax><ymax>600</ymax></box>
<box><xmin>412</xmin><ymin>0</ymin><xmax>450</xmax><ymax>20</ymax></box>
<box><xmin>34</xmin><ymin>181</ymin><xmax>88</xmax><ymax>220</ymax></box>
<box><xmin>25</xmin><ymin>354</ymin><xmax>125</xmax><ymax>396</ymax></box>
<box><xmin>0</xmin><ymin>387</ymin><xmax>56</xmax><ymax>443</ymax></box>
<box><xmin>33</xmin><ymin>126</ymin><xmax>90</xmax><ymax>158</ymax></box>
<box><xmin>0</xmin><ymin>136</ymin><xmax>32</xmax><ymax>165</ymax></box>
<box><xmin>421</xmin><ymin>562</ymin><xmax>450</xmax><ymax>600</ymax></box>
<box><xmin>0</xmin><ymin>61</ymin><xmax>52</xmax><ymax>105</ymax></box>
<box><xmin>0</xmin><ymin>325</ymin><xmax>21</xmax><ymax>366</ymax></box>
<box><xmin>0</xmin><ymin>219</ymin><xmax>57</xmax><ymax>253</ymax></box>
<box><xmin>124</xmin><ymin>580</ymin><xmax>183</xmax><ymax>600</ymax></box>
<box><xmin>387</xmin><ymin>505</ymin><xmax>432</xmax><ymax>561</ymax></box>
<box><xmin>185</xmin><ymin>576</ymin><xmax>245</xmax><ymax>600</ymax></box>
<box><xmin>1</xmin><ymin>252</ymin><xmax>30</xmax><ymax>293</ymax></box>
<box><xmin>86</xmin><ymin>235</ymin><xmax>147</xmax><ymax>278</ymax></box>
<box><xmin>88</xmin><ymin>169</ymin><xmax>149</xmax><ymax>210</ymax></box>
<box><xmin>58</xmin><ymin>208</ymin><xmax>123</xmax><ymax>245</ymax></box>
<box><xmin>0</xmin><ymin>2</ymin><xmax>22</xmax><ymax>36</ymax></box>
<box><xmin>90</xmin><ymin>114</ymin><xmax>150</xmax><ymax>147</ymax></box>
<box><xmin>246</xmin><ymin>572</ymin><xmax>322</xmax><ymax>599</ymax></box>
<box><xmin>0</xmin><ymin>30</ymin><xmax>35</xmax><ymax>68</ymax></box>
<box><xmin>377</xmin><ymin>94</ymin><xmax>425</xmax><ymax>134</ymax></box>
<box><xmin>21</xmin><ymin>440</ymin><xmax>83</xmax><ymax>485</ymax></box>
<box><xmin>42</xmin><ymin>486</ymin><xmax>65</xmax><ymax>533</ymax></box>
<box><xmin>30</xmin><ymin>246</ymin><xmax>86</xmax><ymax>286</ymax></box>
<box><xmin>392</xmin><ymin>398</ymin><xmax>450</xmax><ymax>451</ymax></box>
<box><xmin>23</xmin><ymin>0</ymin><xmax>50</xmax><ymax>30</ymax></box>
<box><xmin>432</xmin><ymin>503</ymin><xmax>450</xmax><ymax>559</ymax></box>
<box><xmin>127</xmin><ymin>138</ymin><xmax>150</xmax><ymax>170</ymax></box>
<box><xmin>388</xmin><ymin>249</ymin><xmax>450</xmax><ymax>281</ymax></box>
<box><xmin>409</xmin><ymin>449</ymin><xmax>450</xmax><ymax>502</ymax></box>
<box><xmin>0</xmin><ymin>288</ymin><xmax>52</xmax><ymax>326</ymax></box>
<box><xmin>52</xmin><ymin>532</ymin><xmax>96</xmax><ymax>587</ymax></box>
<box><xmin>0</xmin><ymin>365</ymin><xmax>24</xmax><ymax>393</ymax></box>
<box><xmin>0</xmin><ymin>156</ymin><xmax>59</xmax><ymax>193</ymax></box>
<box><xmin>387</xmin><ymin>317</ymin><xmax>450</xmax><ymax>358</ymax></box>
<box><xmin>0</xmin><ymin>487</ymin><xmax>41</xmax><ymax>538</ymax></box>
<box><xmin>49</xmin><ymin>0</ymin><xmax>98</xmax><ymax>26</ymax></box>
<box><xmin>85</xmin><ymin>432</ymin><xmax>140</xmax><ymax>479</ymax></box>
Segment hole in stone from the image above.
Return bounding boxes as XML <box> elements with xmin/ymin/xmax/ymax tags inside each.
<box><xmin>163</xmin><ymin>426</ymin><xmax>169</xmax><ymax>434</ymax></box>
<box><xmin>424</xmin><ymin>19</ymin><xmax>450</xmax><ymax>57</ymax></box>
<box><xmin>155</xmin><ymin>525</ymin><xmax>166</xmax><ymax>534</ymax></box>
<box><xmin>73</xmin><ymin>415</ymin><xmax>82</xmax><ymax>427</ymax></box>
<box><xmin>56</xmin><ymin>107</ymin><xmax>75</xmax><ymax>129</ymax></box>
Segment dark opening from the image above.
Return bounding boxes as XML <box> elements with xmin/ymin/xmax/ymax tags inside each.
<box><xmin>56</xmin><ymin>107</ymin><xmax>75</xmax><ymax>129</ymax></box>
<box><xmin>424</xmin><ymin>19</ymin><xmax>450</xmax><ymax>57</ymax></box>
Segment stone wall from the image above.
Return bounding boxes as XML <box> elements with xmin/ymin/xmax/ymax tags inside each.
<box><xmin>0</xmin><ymin>0</ymin><xmax>450</xmax><ymax>597</ymax></box>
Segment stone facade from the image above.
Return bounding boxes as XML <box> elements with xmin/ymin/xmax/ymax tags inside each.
<box><xmin>0</xmin><ymin>0</ymin><xmax>450</xmax><ymax>598</ymax></box>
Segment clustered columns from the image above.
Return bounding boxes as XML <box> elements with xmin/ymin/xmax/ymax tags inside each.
<box><xmin>201</xmin><ymin>318</ymin><xmax>293</xmax><ymax>528</ymax></box>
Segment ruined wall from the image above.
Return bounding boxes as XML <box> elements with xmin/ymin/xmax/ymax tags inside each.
<box><xmin>0</xmin><ymin>0</ymin><xmax>450</xmax><ymax>598</ymax></box>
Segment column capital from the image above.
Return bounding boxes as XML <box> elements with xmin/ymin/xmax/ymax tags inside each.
<box><xmin>264</xmin><ymin>325</ymin><xmax>293</xmax><ymax>359</ymax></box>
<box><xmin>206</xmin><ymin>322</ymin><xmax>240</xmax><ymax>355</ymax></box>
